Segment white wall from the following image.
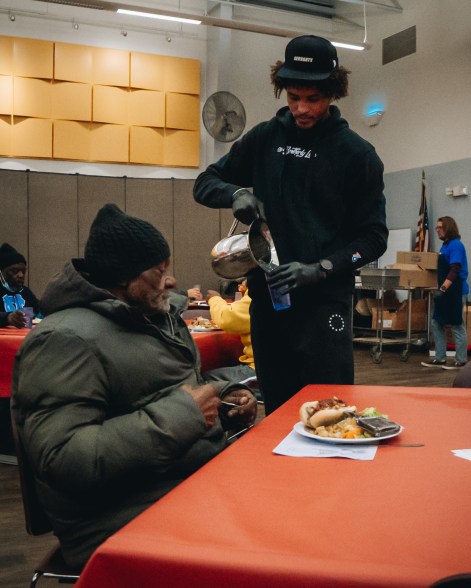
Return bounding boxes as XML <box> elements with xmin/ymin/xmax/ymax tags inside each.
<box><xmin>340</xmin><ymin>0</ymin><xmax>471</xmax><ymax>173</ymax></box>
<box><xmin>226</xmin><ymin>0</ymin><xmax>471</xmax><ymax>175</ymax></box>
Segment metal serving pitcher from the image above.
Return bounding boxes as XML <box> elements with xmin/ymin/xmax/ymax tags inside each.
<box><xmin>211</xmin><ymin>218</ymin><xmax>272</xmax><ymax>279</ymax></box>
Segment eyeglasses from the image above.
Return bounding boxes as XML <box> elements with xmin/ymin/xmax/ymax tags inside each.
<box><xmin>435</xmin><ymin>226</ymin><xmax>444</xmax><ymax>230</ymax></box>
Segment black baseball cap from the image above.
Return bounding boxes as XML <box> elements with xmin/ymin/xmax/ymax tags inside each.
<box><xmin>277</xmin><ymin>35</ymin><xmax>338</xmax><ymax>81</ymax></box>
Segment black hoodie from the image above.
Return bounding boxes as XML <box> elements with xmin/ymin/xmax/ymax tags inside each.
<box><xmin>194</xmin><ymin>105</ymin><xmax>388</xmax><ymax>295</ymax></box>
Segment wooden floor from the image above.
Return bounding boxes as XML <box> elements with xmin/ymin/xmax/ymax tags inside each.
<box><xmin>0</xmin><ymin>345</ymin><xmax>465</xmax><ymax>588</ymax></box>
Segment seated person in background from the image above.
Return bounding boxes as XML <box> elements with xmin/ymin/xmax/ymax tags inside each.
<box><xmin>173</xmin><ymin>286</ymin><xmax>203</xmax><ymax>301</ymax></box>
<box><xmin>206</xmin><ymin>280</ymin><xmax>260</xmax><ymax>397</ymax></box>
<box><xmin>187</xmin><ymin>285</ymin><xmax>203</xmax><ymax>301</ymax></box>
<box><xmin>11</xmin><ymin>203</ymin><xmax>257</xmax><ymax>570</ymax></box>
<box><xmin>0</xmin><ymin>242</ymin><xmax>39</xmax><ymax>328</ymax></box>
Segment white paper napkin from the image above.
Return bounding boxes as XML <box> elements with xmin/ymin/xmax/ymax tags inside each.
<box><xmin>273</xmin><ymin>430</ymin><xmax>378</xmax><ymax>460</ymax></box>
<box><xmin>451</xmin><ymin>449</ymin><xmax>471</xmax><ymax>462</ymax></box>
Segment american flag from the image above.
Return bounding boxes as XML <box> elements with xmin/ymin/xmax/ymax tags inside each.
<box><xmin>415</xmin><ymin>171</ymin><xmax>431</xmax><ymax>252</ymax></box>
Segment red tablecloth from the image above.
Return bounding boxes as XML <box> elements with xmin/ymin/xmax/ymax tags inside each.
<box><xmin>76</xmin><ymin>384</ymin><xmax>471</xmax><ymax>588</ymax></box>
<box><xmin>0</xmin><ymin>328</ymin><xmax>242</xmax><ymax>398</ymax></box>
<box><xmin>0</xmin><ymin>328</ymin><xmax>30</xmax><ymax>398</ymax></box>
<box><xmin>191</xmin><ymin>330</ymin><xmax>241</xmax><ymax>372</ymax></box>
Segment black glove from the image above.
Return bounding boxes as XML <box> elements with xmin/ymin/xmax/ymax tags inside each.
<box><xmin>267</xmin><ymin>262</ymin><xmax>325</xmax><ymax>293</ymax></box>
<box><xmin>232</xmin><ymin>189</ymin><xmax>259</xmax><ymax>225</ymax></box>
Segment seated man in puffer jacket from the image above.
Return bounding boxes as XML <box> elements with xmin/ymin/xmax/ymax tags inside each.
<box><xmin>11</xmin><ymin>203</ymin><xmax>257</xmax><ymax>570</ymax></box>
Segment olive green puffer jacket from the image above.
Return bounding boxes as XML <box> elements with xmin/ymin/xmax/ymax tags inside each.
<box><xmin>11</xmin><ymin>259</ymin><xmax>231</xmax><ymax>568</ymax></box>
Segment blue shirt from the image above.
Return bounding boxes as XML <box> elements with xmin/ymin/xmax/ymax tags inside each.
<box><xmin>440</xmin><ymin>238</ymin><xmax>469</xmax><ymax>295</ymax></box>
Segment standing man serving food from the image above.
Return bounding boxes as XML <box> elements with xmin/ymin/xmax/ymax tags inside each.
<box><xmin>194</xmin><ymin>35</ymin><xmax>388</xmax><ymax>414</ymax></box>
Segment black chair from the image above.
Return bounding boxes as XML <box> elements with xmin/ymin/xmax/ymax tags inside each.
<box><xmin>430</xmin><ymin>574</ymin><xmax>471</xmax><ymax>587</ymax></box>
<box><xmin>10</xmin><ymin>414</ymin><xmax>82</xmax><ymax>587</ymax></box>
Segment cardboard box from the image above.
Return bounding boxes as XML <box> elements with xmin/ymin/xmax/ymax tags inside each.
<box><xmin>360</xmin><ymin>268</ymin><xmax>400</xmax><ymax>289</ymax></box>
<box><xmin>390</xmin><ymin>263</ymin><xmax>437</xmax><ymax>288</ymax></box>
<box><xmin>396</xmin><ymin>251</ymin><xmax>438</xmax><ymax>270</ymax></box>
<box><xmin>371</xmin><ymin>298</ymin><xmax>428</xmax><ymax>331</ymax></box>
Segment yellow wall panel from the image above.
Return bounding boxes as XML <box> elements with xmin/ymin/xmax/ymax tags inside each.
<box><xmin>164</xmin><ymin>56</ymin><xmax>199</xmax><ymax>94</ymax></box>
<box><xmin>166</xmin><ymin>93</ymin><xmax>199</xmax><ymax>131</ymax></box>
<box><xmin>89</xmin><ymin>123</ymin><xmax>128</xmax><ymax>162</ymax></box>
<box><xmin>163</xmin><ymin>130</ymin><xmax>199</xmax><ymax>167</ymax></box>
<box><xmin>129</xmin><ymin>126</ymin><xmax>164</xmax><ymax>165</ymax></box>
<box><xmin>13</xmin><ymin>38</ymin><xmax>53</xmax><ymax>79</ymax></box>
<box><xmin>129</xmin><ymin>90</ymin><xmax>165</xmax><ymax>128</ymax></box>
<box><xmin>93</xmin><ymin>47</ymin><xmax>129</xmax><ymax>87</ymax></box>
<box><xmin>130</xmin><ymin>52</ymin><xmax>164</xmax><ymax>90</ymax></box>
<box><xmin>93</xmin><ymin>85</ymin><xmax>128</xmax><ymax>124</ymax></box>
<box><xmin>55</xmin><ymin>43</ymin><xmax>93</xmax><ymax>83</ymax></box>
<box><xmin>52</xmin><ymin>82</ymin><xmax>91</xmax><ymax>121</ymax></box>
<box><xmin>11</xmin><ymin>117</ymin><xmax>52</xmax><ymax>158</ymax></box>
<box><xmin>0</xmin><ymin>116</ymin><xmax>11</xmax><ymax>155</ymax></box>
<box><xmin>53</xmin><ymin>120</ymin><xmax>90</xmax><ymax>160</ymax></box>
<box><xmin>0</xmin><ymin>35</ymin><xmax>200</xmax><ymax>167</ymax></box>
<box><xmin>14</xmin><ymin>78</ymin><xmax>51</xmax><ymax>119</ymax></box>
<box><xmin>0</xmin><ymin>37</ymin><xmax>13</xmax><ymax>75</ymax></box>
<box><xmin>0</xmin><ymin>76</ymin><xmax>12</xmax><ymax>114</ymax></box>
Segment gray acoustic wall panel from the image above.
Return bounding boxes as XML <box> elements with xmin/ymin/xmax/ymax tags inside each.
<box><xmin>0</xmin><ymin>169</ymin><xmax>261</xmax><ymax>299</ymax></box>
<box><xmin>28</xmin><ymin>172</ymin><xmax>78</xmax><ymax>296</ymax></box>
<box><xmin>0</xmin><ymin>170</ymin><xmax>28</xmax><ymax>275</ymax></box>
<box><xmin>173</xmin><ymin>179</ymin><xmax>220</xmax><ymax>293</ymax></box>
<box><xmin>77</xmin><ymin>176</ymin><xmax>126</xmax><ymax>256</ymax></box>
<box><xmin>126</xmin><ymin>178</ymin><xmax>174</xmax><ymax>274</ymax></box>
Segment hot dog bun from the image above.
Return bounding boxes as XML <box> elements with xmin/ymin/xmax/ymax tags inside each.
<box><xmin>299</xmin><ymin>397</ymin><xmax>356</xmax><ymax>430</ymax></box>
<box><xmin>308</xmin><ymin>407</ymin><xmax>356</xmax><ymax>429</ymax></box>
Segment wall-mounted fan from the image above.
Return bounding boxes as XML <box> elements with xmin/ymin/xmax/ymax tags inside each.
<box><xmin>202</xmin><ymin>91</ymin><xmax>246</xmax><ymax>143</ymax></box>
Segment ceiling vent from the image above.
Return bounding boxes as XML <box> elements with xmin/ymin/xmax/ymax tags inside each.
<box><xmin>382</xmin><ymin>25</ymin><xmax>416</xmax><ymax>65</ymax></box>
<box><xmin>233</xmin><ymin>0</ymin><xmax>336</xmax><ymax>19</ymax></box>
<box><xmin>32</xmin><ymin>0</ymin><xmax>107</xmax><ymax>9</ymax></box>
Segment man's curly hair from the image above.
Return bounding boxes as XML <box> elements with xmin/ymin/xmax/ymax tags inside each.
<box><xmin>270</xmin><ymin>60</ymin><xmax>350</xmax><ymax>100</ymax></box>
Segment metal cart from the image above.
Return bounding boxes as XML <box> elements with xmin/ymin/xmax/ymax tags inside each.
<box><xmin>353</xmin><ymin>268</ymin><xmax>432</xmax><ymax>364</ymax></box>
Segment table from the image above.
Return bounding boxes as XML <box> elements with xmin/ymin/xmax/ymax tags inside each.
<box><xmin>0</xmin><ymin>328</ymin><xmax>242</xmax><ymax>398</ymax></box>
<box><xmin>190</xmin><ymin>330</ymin><xmax>242</xmax><ymax>373</ymax></box>
<box><xmin>0</xmin><ymin>328</ymin><xmax>30</xmax><ymax>398</ymax></box>
<box><xmin>76</xmin><ymin>384</ymin><xmax>471</xmax><ymax>588</ymax></box>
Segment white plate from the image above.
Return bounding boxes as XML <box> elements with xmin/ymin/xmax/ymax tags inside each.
<box><xmin>293</xmin><ymin>421</ymin><xmax>403</xmax><ymax>444</ymax></box>
<box><xmin>190</xmin><ymin>326</ymin><xmax>221</xmax><ymax>332</ymax></box>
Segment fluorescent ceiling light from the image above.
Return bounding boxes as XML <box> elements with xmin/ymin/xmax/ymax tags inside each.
<box><xmin>117</xmin><ymin>9</ymin><xmax>201</xmax><ymax>25</ymax></box>
<box><xmin>331</xmin><ymin>41</ymin><xmax>365</xmax><ymax>51</ymax></box>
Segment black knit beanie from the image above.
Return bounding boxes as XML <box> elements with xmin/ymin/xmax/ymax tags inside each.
<box><xmin>0</xmin><ymin>242</ymin><xmax>27</xmax><ymax>270</ymax></box>
<box><xmin>84</xmin><ymin>204</ymin><xmax>171</xmax><ymax>287</ymax></box>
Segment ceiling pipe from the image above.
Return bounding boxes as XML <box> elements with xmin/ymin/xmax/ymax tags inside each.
<box><xmin>31</xmin><ymin>0</ymin><xmax>371</xmax><ymax>49</ymax></box>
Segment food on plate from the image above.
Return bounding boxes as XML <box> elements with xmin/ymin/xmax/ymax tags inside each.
<box><xmin>189</xmin><ymin>316</ymin><xmax>219</xmax><ymax>330</ymax></box>
<box><xmin>299</xmin><ymin>397</ymin><xmax>388</xmax><ymax>440</ymax></box>
<box><xmin>315</xmin><ymin>418</ymin><xmax>367</xmax><ymax>439</ymax></box>
<box><xmin>299</xmin><ymin>397</ymin><xmax>357</xmax><ymax>430</ymax></box>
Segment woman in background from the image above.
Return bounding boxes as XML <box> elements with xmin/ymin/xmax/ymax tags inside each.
<box><xmin>421</xmin><ymin>216</ymin><xmax>468</xmax><ymax>370</ymax></box>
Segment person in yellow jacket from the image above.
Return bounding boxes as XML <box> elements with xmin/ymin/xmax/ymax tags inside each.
<box><xmin>205</xmin><ymin>280</ymin><xmax>261</xmax><ymax>398</ymax></box>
